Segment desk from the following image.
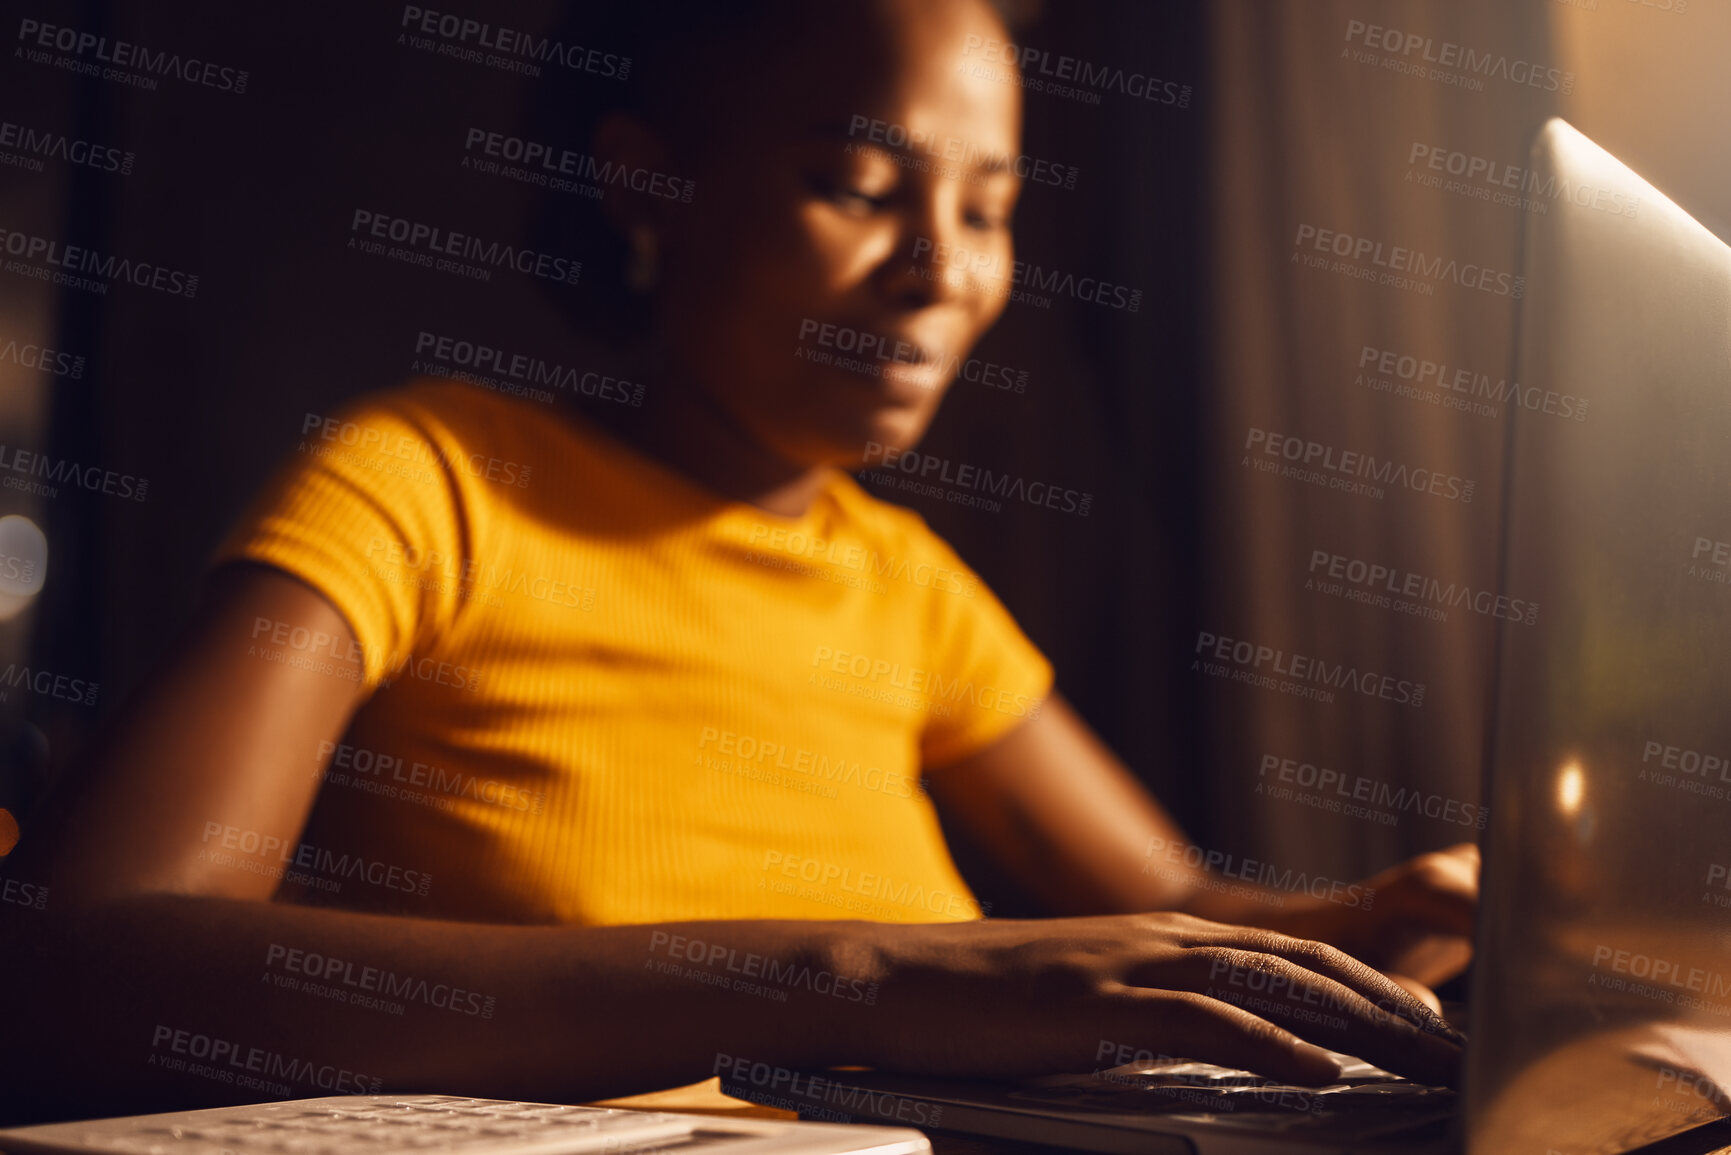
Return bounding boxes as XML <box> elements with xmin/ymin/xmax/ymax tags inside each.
<box><xmin>587</xmin><ymin>1078</ymin><xmax>1731</xmax><ymax>1155</ymax></box>
<box><xmin>585</xmin><ymin>1078</ymin><xmax>1066</xmax><ymax>1155</ymax></box>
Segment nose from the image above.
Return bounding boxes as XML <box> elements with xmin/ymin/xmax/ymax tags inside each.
<box><xmin>879</xmin><ymin>193</ymin><xmax>1008</xmax><ymax>312</ymax></box>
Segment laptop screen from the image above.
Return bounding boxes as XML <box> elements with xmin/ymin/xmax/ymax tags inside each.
<box><xmin>1467</xmin><ymin>118</ymin><xmax>1731</xmax><ymax>1155</ymax></box>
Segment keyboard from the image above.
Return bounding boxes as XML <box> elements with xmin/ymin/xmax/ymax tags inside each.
<box><xmin>0</xmin><ymin>1095</ymin><xmax>932</xmax><ymax>1155</ymax></box>
<box><xmin>1008</xmin><ymin>1054</ymin><xmax>1456</xmax><ymax>1142</ymax></box>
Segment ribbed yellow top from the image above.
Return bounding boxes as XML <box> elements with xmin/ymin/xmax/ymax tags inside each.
<box><xmin>212</xmin><ymin>379</ymin><xmax>1052</xmax><ymax>926</ymax></box>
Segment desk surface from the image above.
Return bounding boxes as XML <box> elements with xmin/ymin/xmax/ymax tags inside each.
<box><xmin>585</xmin><ymin>1078</ymin><xmax>1069</xmax><ymax>1155</ymax></box>
<box><xmin>586</xmin><ymin>1078</ymin><xmax>1731</xmax><ymax>1155</ymax></box>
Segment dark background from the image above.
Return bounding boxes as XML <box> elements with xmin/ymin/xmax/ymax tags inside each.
<box><xmin>17</xmin><ymin>1</ymin><xmax>1720</xmax><ymax>918</ymax></box>
<box><xmin>5</xmin><ymin>0</ymin><xmax>1212</xmax><ymax>916</ymax></box>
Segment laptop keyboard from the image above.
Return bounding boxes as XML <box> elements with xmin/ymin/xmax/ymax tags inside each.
<box><xmin>1009</xmin><ymin>1055</ymin><xmax>1456</xmax><ymax>1141</ymax></box>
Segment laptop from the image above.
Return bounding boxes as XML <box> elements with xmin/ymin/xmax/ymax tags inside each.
<box><xmin>720</xmin><ymin>118</ymin><xmax>1731</xmax><ymax>1155</ymax></box>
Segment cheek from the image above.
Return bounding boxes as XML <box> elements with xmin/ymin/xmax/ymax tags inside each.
<box><xmin>676</xmin><ymin>203</ymin><xmax>859</xmax><ymax>341</ymax></box>
<box><xmin>789</xmin><ymin>205</ymin><xmax>902</xmax><ymax>290</ymax></box>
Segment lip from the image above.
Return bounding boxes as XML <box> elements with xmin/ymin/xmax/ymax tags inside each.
<box><xmin>817</xmin><ymin>327</ymin><xmax>953</xmax><ymax>400</ymax></box>
<box><xmin>843</xmin><ymin>349</ymin><xmax>948</xmax><ymax>401</ymax></box>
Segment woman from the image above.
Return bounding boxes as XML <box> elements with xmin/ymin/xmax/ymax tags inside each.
<box><xmin>0</xmin><ymin>0</ymin><xmax>1473</xmax><ymax>1120</ymax></box>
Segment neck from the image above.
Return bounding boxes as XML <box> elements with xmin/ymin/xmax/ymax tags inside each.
<box><xmin>568</xmin><ymin>368</ymin><xmax>832</xmax><ymax>519</ymax></box>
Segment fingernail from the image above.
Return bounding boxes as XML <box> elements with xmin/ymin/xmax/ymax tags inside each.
<box><xmin>1295</xmin><ymin>1042</ymin><xmax>1342</xmax><ymax>1077</ymax></box>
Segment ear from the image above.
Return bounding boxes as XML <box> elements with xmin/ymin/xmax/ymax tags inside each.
<box><xmin>591</xmin><ymin>111</ymin><xmax>677</xmax><ymax>236</ymax></box>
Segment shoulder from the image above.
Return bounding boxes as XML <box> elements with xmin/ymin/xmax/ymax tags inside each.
<box><xmin>824</xmin><ymin>471</ymin><xmax>986</xmax><ymax>599</ymax></box>
<box><xmin>313</xmin><ymin>377</ymin><xmax>538</xmax><ymax>452</ymax></box>
<box><xmin>826</xmin><ymin>470</ymin><xmax>938</xmax><ymax>552</ymax></box>
<box><xmin>299</xmin><ymin>377</ymin><xmax>558</xmax><ymax>493</ymax></box>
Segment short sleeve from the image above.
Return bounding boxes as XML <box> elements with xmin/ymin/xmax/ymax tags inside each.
<box><xmin>207</xmin><ymin>393</ymin><xmax>470</xmax><ymax>690</ymax></box>
<box><xmin>910</xmin><ymin>525</ymin><xmax>1056</xmax><ymax>768</ymax></box>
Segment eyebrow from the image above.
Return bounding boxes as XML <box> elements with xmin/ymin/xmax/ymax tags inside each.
<box><xmin>809</xmin><ymin>122</ymin><xmax>1019</xmax><ymax>178</ymax></box>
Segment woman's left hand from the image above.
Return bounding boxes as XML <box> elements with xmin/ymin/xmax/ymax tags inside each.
<box><xmin>1263</xmin><ymin>843</ymin><xmax>1479</xmax><ymax>992</ymax></box>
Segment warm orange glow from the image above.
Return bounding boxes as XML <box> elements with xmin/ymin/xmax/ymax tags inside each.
<box><xmin>1556</xmin><ymin>760</ymin><xmax>1585</xmax><ymax>818</ymax></box>
<box><xmin>0</xmin><ymin>808</ymin><xmax>18</xmax><ymax>857</ymax></box>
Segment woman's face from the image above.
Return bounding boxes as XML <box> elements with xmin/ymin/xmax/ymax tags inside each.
<box><xmin>649</xmin><ymin>0</ymin><xmax>1023</xmax><ymax>470</ymax></box>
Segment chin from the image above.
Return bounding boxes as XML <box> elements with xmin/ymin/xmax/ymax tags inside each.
<box><xmin>821</xmin><ymin>406</ymin><xmax>936</xmax><ymax>469</ymax></box>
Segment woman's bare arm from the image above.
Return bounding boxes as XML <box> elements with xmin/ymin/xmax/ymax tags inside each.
<box><xmin>922</xmin><ymin>694</ymin><xmax>1477</xmax><ymax>986</ymax></box>
<box><xmin>0</xmin><ymin>566</ymin><xmax>844</xmax><ymax>1116</ymax></box>
<box><xmin>0</xmin><ymin>567</ymin><xmax>1462</xmax><ymax>1122</ymax></box>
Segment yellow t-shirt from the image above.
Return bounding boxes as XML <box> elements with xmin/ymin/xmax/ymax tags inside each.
<box><xmin>212</xmin><ymin>379</ymin><xmax>1053</xmax><ymax>926</ymax></box>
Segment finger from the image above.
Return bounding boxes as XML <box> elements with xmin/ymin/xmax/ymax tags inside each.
<box><xmin>1164</xmin><ymin>925</ymin><xmax>1462</xmax><ymax>1043</ymax></box>
<box><xmin>1376</xmin><ymin>849</ymin><xmax>1480</xmax><ymax>936</ymax></box>
<box><xmin>1149</xmin><ymin>948</ymin><xmax>1463</xmax><ymax>1086</ymax></box>
<box><xmin>1107</xmin><ymin>985</ymin><xmax>1342</xmax><ymax>1086</ymax></box>
<box><xmin>1384</xmin><ymin>934</ymin><xmax>1475</xmax><ymax>989</ymax></box>
<box><xmin>1383</xmin><ymin>972</ymin><xmax>1442</xmax><ymax>1015</ymax></box>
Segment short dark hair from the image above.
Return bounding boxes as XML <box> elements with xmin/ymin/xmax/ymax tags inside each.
<box><xmin>525</xmin><ymin>0</ymin><xmax>1035</xmax><ymax>345</ymax></box>
<box><xmin>524</xmin><ymin>0</ymin><xmax>807</xmax><ymax>345</ymax></box>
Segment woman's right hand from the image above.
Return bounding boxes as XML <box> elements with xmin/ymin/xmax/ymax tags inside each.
<box><xmin>834</xmin><ymin>911</ymin><xmax>1464</xmax><ymax>1087</ymax></box>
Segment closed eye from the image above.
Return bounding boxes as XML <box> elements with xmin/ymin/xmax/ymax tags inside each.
<box><xmin>831</xmin><ymin>187</ymin><xmax>890</xmax><ymax>213</ymax></box>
